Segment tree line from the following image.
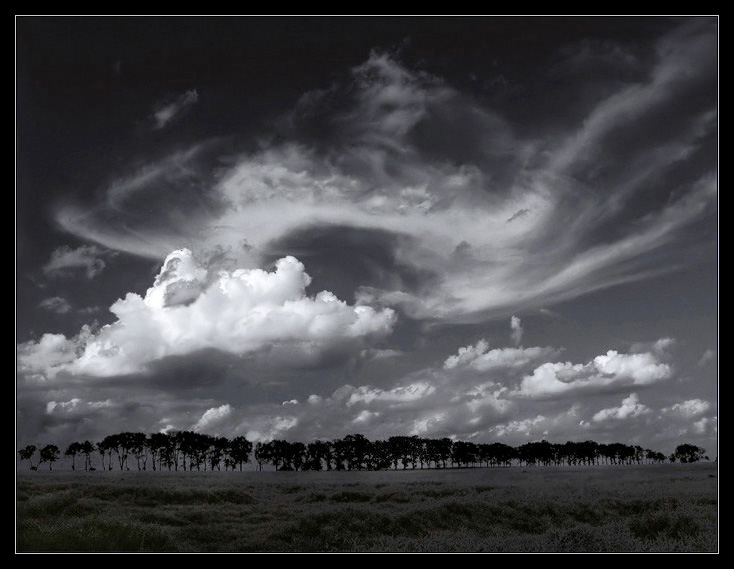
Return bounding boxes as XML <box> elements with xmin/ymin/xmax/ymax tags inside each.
<box><xmin>17</xmin><ymin>431</ymin><xmax>709</xmax><ymax>472</ymax></box>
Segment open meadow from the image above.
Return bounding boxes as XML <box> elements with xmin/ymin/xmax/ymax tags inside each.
<box><xmin>16</xmin><ymin>462</ymin><xmax>718</xmax><ymax>553</ymax></box>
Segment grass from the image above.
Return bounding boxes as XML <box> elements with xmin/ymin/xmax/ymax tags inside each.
<box><xmin>15</xmin><ymin>462</ymin><xmax>718</xmax><ymax>552</ymax></box>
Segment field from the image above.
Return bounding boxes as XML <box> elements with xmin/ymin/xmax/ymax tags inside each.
<box><xmin>16</xmin><ymin>462</ymin><xmax>718</xmax><ymax>553</ymax></box>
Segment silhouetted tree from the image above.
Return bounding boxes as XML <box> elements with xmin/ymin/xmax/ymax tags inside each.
<box><xmin>39</xmin><ymin>444</ymin><xmax>60</xmax><ymax>470</ymax></box>
<box><xmin>673</xmin><ymin>443</ymin><xmax>706</xmax><ymax>463</ymax></box>
<box><xmin>65</xmin><ymin>442</ymin><xmax>82</xmax><ymax>470</ymax></box>
<box><xmin>18</xmin><ymin>445</ymin><xmax>38</xmax><ymax>470</ymax></box>
<box><xmin>254</xmin><ymin>442</ymin><xmax>269</xmax><ymax>471</ymax></box>
<box><xmin>229</xmin><ymin>436</ymin><xmax>253</xmax><ymax>471</ymax></box>
<box><xmin>97</xmin><ymin>438</ymin><xmax>114</xmax><ymax>471</ymax></box>
<box><xmin>80</xmin><ymin>441</ymin><xmax>95</xmax><ymax>470</ymax></box>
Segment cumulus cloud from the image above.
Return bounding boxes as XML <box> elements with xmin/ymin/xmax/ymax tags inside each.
<box><xmin>55</xmin><ymin>22</ymin><xmax>717</xmax><ymax>324</ymax></box>
<box><xmin>444</xmin><ymin>339</ymin><xmax>555</xmax><ymax>371</ymax></box>
<box><xmin>592</xmin><ymin>393</ymin><xmax>651</xmax><ymax>422</ymax></box>
<box><xmin>515</xmin><ymin>347</ymin><xmax>672</xmax><ymax>398</ymax></box>
<box><xmin>42</xmin><ymin>245</ymin><xmax>111</xmax><ymax>279</ymax></box>
<box><xmin>661</xmin><ymin>398</ymin><xmax>711</xmax><ymax>418</ymax></box>
<box><xmin>38</xmin><ymin>296</ymin><xmax>72</xmax><ymax>314</ymax></box>
<box><xmin>18</xmin><ymin>250</ymin><xmax>395</xmax><ymax>379</ymax></box>
<box><xmin>192</xmin><ymin>404</ymin><xmax>233</xmax><ymax>432</ymax></box>
<box><xmin>153</xmin><ymin>89</ymin><xmax>198</xmax><ymax>129</ymax></box>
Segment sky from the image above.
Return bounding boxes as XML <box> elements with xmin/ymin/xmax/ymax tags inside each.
<box><xmin>16</xmin><ymin>16</ymin><xmax>718</xmax><ymax>457</ymax></box>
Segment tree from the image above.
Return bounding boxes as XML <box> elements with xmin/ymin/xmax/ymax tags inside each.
<box><xmin>18</xmin><ymin>445</ymin><xmax>38</xmax><ymax>470</ymax></box>
<box><xmin>673</xmin><ymin>444</ymin><xmax>706</xmax><ymax>463</ymax></box>
<box><xmin>127</xmin><ymin>433</ymin><xmax>149</xmax><ymax>470</ymax></box>
<box><xmin>229</xmin><ymin>436</ymin><xmax>253</xmax><ymax>471</ymax></box>
<box><xmin>39</xmin><ymin>444</ymin><xmax>60</xmax><ymax>470</ymax></box>
<box><xmin>97</xmin><ymin>438</ymin><xmax>114</xmax><ymax>471</ymax></box>
<box><xmin>80</xmin><ymin>441</ymin><xmax>95</xmax><ymax>470</ymax></box>
<box><xmin>65</xmin><ymin>442</ymin><xmax>82</xmax><ymax>470</ymax></box>
<box><xmin>254</xmin><ymin>442</ymin><xmax>269</xmax><ymax>471</ymax></box>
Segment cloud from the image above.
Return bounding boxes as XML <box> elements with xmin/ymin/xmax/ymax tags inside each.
<box><xmin>55</xmin><ymin>23</ymin><xmax>717</xmax><ymax>324</ymax></box>
<box><xmin>153</xmin><ymin>89</ymin><xmax>199</xmax><ymax>129</ymax></box>
<box><xmin>661</xmin><ymin>398</ymin><xmax>711</xmax><ymax>418</ymax></box>
<box><xmin>42</xmin><ymin>245</ymin><xmax>111</xmax><ymax>279</ymax></box>
<box><xmin>16</xmin><ymin>328</ymin><xmax>713</xmax><ymax>454</ymax></box>
<box><xmin>515</xmin><ymin>346</ymin><xmax>672</xmax><ymax>398</ymax></box>
<box><xmin>510</xmin><ymin>316</ymin><xmax>523</xmax><ymax>346</ymax></box>
<box><xmin>691</xmin><ymin>416</ymin><xmax>717</xmax><ymax>436</ymax></box>
<box><xmin>444</xmin><ymin>340</ymin><xmax>555</xmax><ymax>372</ymax></box>
<box><xmin>18</xmin><ymin>250</ymin><xmax>395</xmax><ymax>379</ymax></box>
<box><xmin>192</xmin><ymin>404</ymin><xmax>233</xmax><ymax>432</ymax></box>
<box><xmin>38</xmin><ymin>296</ymin><xmax>72</xmax><ymax>314</ymax></box>
<box><xmin>698</xmin><ymin>348</ymin><xmax>715</xmax><ymax>367</ymax></box>
<box><xmin>592</xmin><ymin>393</ymin><xmax>651</xmax><ymax>422</ymax></box>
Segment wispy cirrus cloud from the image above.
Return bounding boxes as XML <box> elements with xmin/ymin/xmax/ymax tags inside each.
<box><xmin>53</xmin><ymin>20</ymin><xmax>716</xmax><ymax>325</ymax></box>
<box><xmin>42</xmin><ymin>245</ymin><xmax>113</xmax><ymax>280</ymax></box>
<box><xmin>38</xmin><ymin>296</ymin><xmax>72</xmax><ymax>314</ymax></box>
<box><xmin>152</xmin><ymin>89</ymin><xmax>199</xmax><ymax>129</ymax></box>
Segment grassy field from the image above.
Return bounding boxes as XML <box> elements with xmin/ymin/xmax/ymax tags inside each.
<box><xmin>16</xmin><ymin>462</ymin><xmax>718</xmax><ymax>553</ymax></box>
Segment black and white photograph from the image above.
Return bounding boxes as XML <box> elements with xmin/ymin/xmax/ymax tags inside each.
<box><xmin>16</xmin><ymin>16</ymin><xmax>718</xmax><ymax>553</ymax></box>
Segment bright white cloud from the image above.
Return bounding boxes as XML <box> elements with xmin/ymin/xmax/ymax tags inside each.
<box><xmin>42</xmin><ymin>245</ymin><xmax>110</xmax><ymax>279</ymax></box>
<box><xmin>153</xmin><ymin>89</ymin><xmax>198</xmax><ymax>129</ymax></box>
<box><xmin>38</xmin><ymin>296</ymin><xmax>72</xmax><ymax>314</ymax></box>
<box><xmin>46</xmin><ymin>398</ymin><xmax>81</xmax><ymax>414</ymax></box>
<box><xmin>515</xmin><ymin>346</ymin><xmax>672</xmax><ymax>398</ymax></box>
<box><xmin>18</xmin><ymin>250</ymin><xmax>395</xmax><ymax>378</ymax></box>
<box><xmin>592</xmin><ymin>393</ymin><xmax>651</xmax><ymax>422</ymax></box>
<box><xmin>192</xmin><ymin>404</ymin><xmax>232</xmax><ymax>432</ymax></box>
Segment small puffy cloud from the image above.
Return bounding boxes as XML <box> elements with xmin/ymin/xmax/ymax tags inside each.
<box><xmin>43</xmin><ymin>245</ymin><xmax>111</xmax><ymax>279</ymax></box>
<box><xmin>592</xmin><ymin>393</ymin><xmax>651</xmax><ymax>422</ymax></box>
<box><xmin>654</xmin><ymin>338</ymin><xmax>676</xmax><ymax>353</ymax></box>
<box><xmin>192</xmin><ymin>404</ymin><xmax>233</xmax><ymax>432</ymax></box>
<box><xmin>492</xmin><ymin>414</ymin><xmax>547</xmax><ymax>438</ymax></box>
<box><xmin>244</xmin><ymin>416</ymin><xmax>298</xmax><ymax>443</ymax></box>
<box><xmin>46</xmin><ymin>398</ymin><xmax>81</xmax><ymax>414</ymax></box>
<box><xmin>18</xmin><ymin>250</ymin><xmax>396</xmax><ymax>379</ymax></box>
<box><xmin>444</xmin><ymin>339</ymin><xmax>555</xmax><ymax>372</ymax></box>
<box><xmin>153</xmin><ymin>89</ymin><xmax>198</xmax><ymax>129</ymax></box>
<box><xmin>444</xmin><ymin>339</ymin><xmax>490</xmax><ymax>369</ymax></box>
<box><xmin>661</xmin><ymin>398</ymin><xmax>711</xmax><ymax>418</ymax></box>
<box><xmin>510</xmin><ymin>316</ymin><xmax>523</xmax><ymax>346</ymax></box>
<box><xmin>38</xmin><ymin>296</ymin><xmax>72</xmax><ymax>314</ymax></box>
<box><xmin>516</xmin><ymin>346</ymin><xmax>672</xmax><ymax>398</ymax></box>
<box><xmin>698</xmin><ymin>349</ymin><xmax>715</xmax><ymax>367</ymax></box>
<box><xmin>691</xmin><ymin>416</ymin><xmax>717</xmax><ymax>436</ymax></box>
<box><xmin>352</xmin><ymin>410</ymin><xmax>380</xmax><ymax>425</ymax></box>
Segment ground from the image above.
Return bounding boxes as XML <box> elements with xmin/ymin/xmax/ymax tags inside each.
<box><xmin>16</xmin><ymin>462</ymin><xmax>718</xmax><ymax>553</ymax></box>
